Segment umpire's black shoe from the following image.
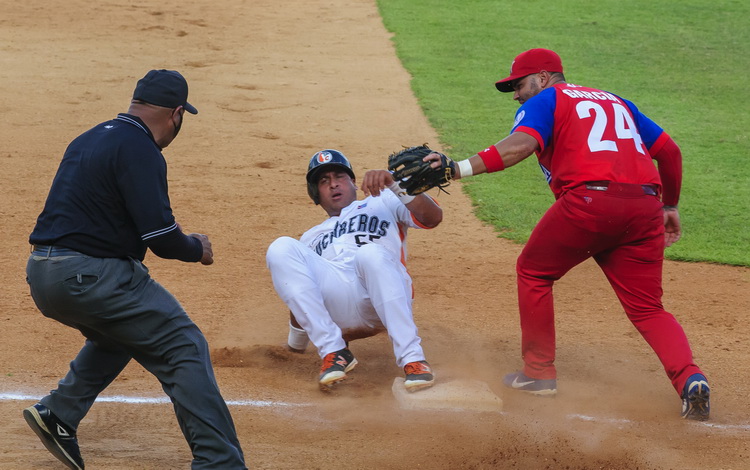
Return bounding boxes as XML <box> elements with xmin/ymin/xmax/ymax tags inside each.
<box><xmin>23</xmin><ymin>403</ymin><xmax>85</xmax><ymax>469</ymax></box>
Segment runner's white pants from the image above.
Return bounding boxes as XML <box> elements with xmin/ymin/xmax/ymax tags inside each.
<box><xmin>266</xmin><ymin>236</ymin><xmax>425</xmax><ymax>367</ymax></box>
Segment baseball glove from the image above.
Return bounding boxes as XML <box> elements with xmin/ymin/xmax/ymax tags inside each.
<box><xmin>388</xmin><ymin>144</ymin><xmax>455</xmax><ymax>195</ymax></box>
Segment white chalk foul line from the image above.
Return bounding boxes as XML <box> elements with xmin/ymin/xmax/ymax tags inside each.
<box><xmin>3</xmin><ymin>393</ymin><xmax>748</xmax><ymax>431</ymax></box>
<box><xmin>701</xmin><ymin>422</ymin><xmax>750</xmax><ymax>431</ymax></box>
<box><xmin>0</xmin><ymin>393</ymin><xmax>308</xmax><ymax>408</ymax></box>
<box><xmin>568</xmin><ymin>413</ymin><xmax>750</xmax><ymax>431</ymax></box>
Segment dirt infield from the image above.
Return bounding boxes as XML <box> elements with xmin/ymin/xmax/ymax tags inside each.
<box><xmin>1</xmin><ymin>1</ymin><xmax>749</xmax><ymax>468</ymax></box>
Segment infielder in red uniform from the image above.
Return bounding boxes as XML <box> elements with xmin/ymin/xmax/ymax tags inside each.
<box><xmin>442</xmin><ymin>49</ymin><xmax>709</xmax><ymax>420</ymax></box>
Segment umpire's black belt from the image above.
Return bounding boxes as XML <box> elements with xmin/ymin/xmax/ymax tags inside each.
<box><xmin>583</xmin><ymin>181</ymin><xmax>659</xmax><ymax>196</ymax></box>
<box><xmin>31</xmin><ymin>245</ymin><xmax>85</xmax><ymax>257</ymax></box>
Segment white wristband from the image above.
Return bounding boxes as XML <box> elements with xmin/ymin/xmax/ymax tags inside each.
<box><xmin>457</xmin><ymin>159</ymin><xmax>473</xmax><ymax>178</ymax></box>
<box><xmin>388</xmin><ymin>181</ymin><xmax>416</xmax><ymax>205</ymax></box>
<box><xmin>287</xmin><ymin>323</ymin><xmax>309</xmax><ymax>351</ymax></box>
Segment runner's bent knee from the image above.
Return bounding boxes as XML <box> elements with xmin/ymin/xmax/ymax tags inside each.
<box><xmin>266</xmin><ymin>236</ymin><xmax>302</xmax><ymax>266</ymax></box>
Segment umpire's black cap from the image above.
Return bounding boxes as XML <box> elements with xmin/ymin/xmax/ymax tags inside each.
<box><xmin>133</xmin><ymin>69</ymin><xmax>198</xmax><ymax>114</ymax></box>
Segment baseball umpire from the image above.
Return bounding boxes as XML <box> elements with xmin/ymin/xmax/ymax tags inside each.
<box><xmin>266</xmin><ymin>150</ymin><xmax>442</xmax><ymax>392</ymax></box>
<box><xmin>23</xmin><ymin>70</ymin><xmax>247</xmax><ymax>468</ymax></box>
<box><xmin>432</xmin><ymin>49</ymin><xmax>709</xmax><ymax>420</ymax></box>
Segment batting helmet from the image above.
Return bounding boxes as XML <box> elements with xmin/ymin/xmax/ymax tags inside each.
<box><xmin>306</xmin><ymin>149</ymin><xmax>355</xmax><ymax>204</ymax></box>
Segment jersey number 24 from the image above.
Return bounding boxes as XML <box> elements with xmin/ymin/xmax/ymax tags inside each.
<box><xmin>576</xmin><ymin>101</ymin><xmax>646</xmax><ymax>155</ymax></box>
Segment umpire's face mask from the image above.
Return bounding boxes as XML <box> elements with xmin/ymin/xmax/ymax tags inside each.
<box><xmin>171</xmin><ymin>107</ymin><xmax>184</xmax><ymax>138</ymax></box>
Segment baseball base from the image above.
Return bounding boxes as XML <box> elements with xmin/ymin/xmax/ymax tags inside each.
<box><xmin>391</xmin><ymin>377</ymin><xmax>503</xmax><ymax>413</ymax></box>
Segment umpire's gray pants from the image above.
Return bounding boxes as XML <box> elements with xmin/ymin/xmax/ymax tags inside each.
<box><xmin>26</xmin><ymin>249</ymin><xmax>247</xmax><ymax>469</ymax></box>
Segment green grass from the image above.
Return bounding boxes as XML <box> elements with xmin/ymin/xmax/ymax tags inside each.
<box><xmin>377</xmin><ymin>0</ymin><xmax>749</xmax><ymax>266</ymax></box>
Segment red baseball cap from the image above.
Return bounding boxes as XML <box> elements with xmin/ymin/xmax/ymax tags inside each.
<box><xmin>495</xmin><ymin>48</ymin><xmax>563</xmax><ymax>93</ymax></box>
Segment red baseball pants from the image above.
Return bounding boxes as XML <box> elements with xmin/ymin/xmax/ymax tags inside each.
<box><xmin>515</xmin><ymin>183</ymin><xmax>703</xmax><ymax>395</ymax></box>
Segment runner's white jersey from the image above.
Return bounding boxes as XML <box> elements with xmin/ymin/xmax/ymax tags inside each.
<box><xmin>300</xmin><ymin>190</ymin><xmax>430</xmax><ymax>266</ymax></box>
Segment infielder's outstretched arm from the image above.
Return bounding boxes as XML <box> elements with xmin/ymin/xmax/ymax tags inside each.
<box><xmin>453</xmin><ymin>132</ymin><xmax>539</xmax><ymax>179</ymax></box>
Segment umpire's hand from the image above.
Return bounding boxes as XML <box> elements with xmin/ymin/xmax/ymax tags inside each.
<box><xmin>189</xmin><ymin>233</ymin><xmax>214</xmax><ymax>265</ymax></box>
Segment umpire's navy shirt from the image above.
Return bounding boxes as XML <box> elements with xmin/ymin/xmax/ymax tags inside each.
<box><xmin>30</xmin><ymin>114</ymin><xmax>202</xmax><ymax>262</ymax></box>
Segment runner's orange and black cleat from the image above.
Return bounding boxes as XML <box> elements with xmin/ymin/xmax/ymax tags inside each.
<box><xmin>318</xmin><ymin>348</ymin><xmax>358</xmax><ymax>390</ymax></box>
<box><xmin>404</xmin><ymin>360</ymin><xmax>435</xmax><ymax>392</ymax></box>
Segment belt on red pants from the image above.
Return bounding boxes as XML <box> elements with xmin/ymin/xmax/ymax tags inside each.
<box><xmin>584</xmin><ymin>181</ymin><xmax>658</xmax><ymax>196</ymax></box>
